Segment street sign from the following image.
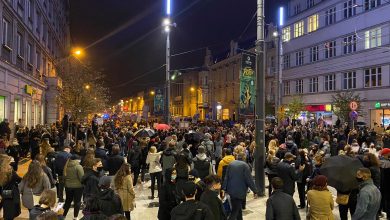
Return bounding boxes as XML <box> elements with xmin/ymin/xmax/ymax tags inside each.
<box><xmin>349</xmin><ymin>101</ymin><xmax>358</xmax><ymax>111</ymax></box>
<box><xmin>349</xmin><ymin>111</ymin><xmax>358</xmax><ymax>120</ymax></box>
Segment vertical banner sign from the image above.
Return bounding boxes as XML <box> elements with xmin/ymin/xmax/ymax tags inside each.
<box><xmin>154</xmin><ymin>88</ymin><xmax>164</xmax><ymax>116</ymax></box>
<box><xmin>239</xmin><ymin>53</ymin><xmax>256</xmax><ymax>116</ymax></box>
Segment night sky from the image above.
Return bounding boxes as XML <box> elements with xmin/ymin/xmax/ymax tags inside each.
<box><xmin>69</xmin><ymin>0</ymin><xmax>287</xmax><ymax>102</ymax></box>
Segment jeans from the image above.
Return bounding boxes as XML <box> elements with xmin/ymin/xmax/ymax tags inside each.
<box><xmin>150</xmin><ymin>172</ymin><xmax>162</xmax><ymax>198</ymax></box>
<box><xmin>229</xmin><ymin>197</ymin><xmax>244</xmax><ymax>220</ymax></box>
<box><xmin>63</xmin><ymin>187</ymin><xmax>84</xmax><ymax>218</ymax></box>
<box><xmin>132</xmin><ymin>167</ymin><xmax>140</xmax><ymax>186</ymax></box>
<box><xmin>57</xmin><ymin>176</ymin><xmax>65</xmax><ymax>202</ymax></box>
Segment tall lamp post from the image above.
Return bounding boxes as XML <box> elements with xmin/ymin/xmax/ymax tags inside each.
<box><xmin>276</xmin><ymin>7</ymin><xmax>284</xmax><ymax>124</ymax></box>
<box><xmin>255</xmin><ymin>0</ymin><xmax>266</xmax><ymax>196</ymax></box>
<box><xmin>163</xmin><ymin>0</ymin><xmax>174</xmax><ymax>124</ymax></box>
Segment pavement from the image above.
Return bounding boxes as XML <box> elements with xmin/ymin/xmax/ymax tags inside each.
<box><xmin>7</xmin><ymin>159</ymin><xmax>386</xmax><ymax>220</ymax></box>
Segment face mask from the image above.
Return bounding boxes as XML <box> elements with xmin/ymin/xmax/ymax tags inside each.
<box><xmin>356</xmin><ymin>177</ymin><xmax>364</xmax><ymax>183</ymax></box>
<box><xmin>97</xmin><ymin>167</ymin><xmax>103</xmax><ymax>172</ymax></box>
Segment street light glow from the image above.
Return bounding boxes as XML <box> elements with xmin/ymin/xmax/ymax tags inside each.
<box><xmin>166</xmin><ymin>0</ymin><xmax>171</xmax><ymax>15</ymax></box>
<box><xmin>163</xmin><ymin>18</ymin><xmax>171</xmax><ymax>26</ymax></box>
<box><xmin>273</xmin><ymin>31</ymin><xmax>278</xmax><ymax>37</ymax></box>
<box><xmin>190</xmin><ymin>87</ymin><xmax>195</xmax><ymax>92</ymax></box>
<box><xmin>150</xmin><ymin>91</ymin><xmax>155</xmax><ymax>95</ymax></box>
<box><xmin>216</xmin><ymin>104</ymin><xmax>222</xmax><ymax>110</ymax></box>
<box><xmin>85</xmin><ymin>84</ymin><xmax>90</xmax><ymax>90</ymax></box>
<box><xmin>279</xmin><ymin>7</ymin><xmax>284</xmax><ymax>27</ymax></box>
<box><xmin>164</xmin><ymin>26</ymin><xmax>170</xmax><ymax>33</ymax></box>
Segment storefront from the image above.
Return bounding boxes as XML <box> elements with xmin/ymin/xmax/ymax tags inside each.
<box><xmin>298</xmin><ymin>104</ymin><xmax>333</xmax><ymax>125</ymax></box>
<box><xmin>370</xmin><ymin>102</ymin><xmax>390</xmax><ymax>127</ymax></box>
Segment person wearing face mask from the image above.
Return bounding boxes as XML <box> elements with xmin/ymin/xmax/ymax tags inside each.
<box><xmin>158</xmin><ymin>168</ymin><xmax>179</xmax><ymax>220</ymax></box>
<box><xmin>63</xmin><ymin>154</ymin><xmax>84</xmax><ymax>219</ymax></box>
<box><xmin>200</xmin><ymin>174</ymin><xmax>226</xmax><ymax>220</ymax></box>
<box><xmin>351</xmin><ymin>168</ymin><xmax>381</xmax><ymax>220</ymax></box>
<box><xmin>81</xmin><ymin>158</ymin><xmax>104</xmax><ymax>201</ymax></box>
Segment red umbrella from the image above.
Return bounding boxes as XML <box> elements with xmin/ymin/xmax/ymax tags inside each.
<box><xmin>155</xmin><ymin>124</ymin><xmax>170</xmax><ymax>131</ymax></box>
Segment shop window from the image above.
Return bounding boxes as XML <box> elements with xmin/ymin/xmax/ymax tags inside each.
<box><xmin>14</xmin><ymin>99</ymin><xmax>22</xmax><ymax>124</ymax></box>
<box><xmin>222</xmin><ymin>109</ymin><xmax>229</xmax><ymax>120</ymax></box>
<box><xmin>0</xmin><ymin>96</ymin><xmax>5</xmax><ymax>122</ymax></box>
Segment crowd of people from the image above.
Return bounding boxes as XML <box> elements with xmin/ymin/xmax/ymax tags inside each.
<box><xmin>0</xmin><ymin>116</ymin><xmax>388</xmax><ymax>220</ymax></box>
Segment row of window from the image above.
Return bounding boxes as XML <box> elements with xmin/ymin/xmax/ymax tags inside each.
<box><xmin>283</xmin><ymin>67</ymin><xmax>383</xmax><ymax>95</ymax></box>
<box><xmin>286</xmin><ymin>0</ymin><xmax>385</xmax><ymax>41</ymax></box>
<box><xmin>282</xmin><ymin>26</ymin><xmax>382</xmax><ymax>69</ymax></box>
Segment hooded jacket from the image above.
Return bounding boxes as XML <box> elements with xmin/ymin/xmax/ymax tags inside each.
<box><xmin>200</xmin><ymin>189</ymin><xmax>226</xmax><ymax>220</ymax></box>
<box><xmin>97</xmin><ymin>188</ymin><xmax>123</xmax><ymax>217</ymax></box>
<box><xmin>162</xmin><ymin>147</ymin><xmax>177</xmax><ymax>171</ymax></box>
<box><xmin>81</xmin><ymin>168</ymin><xmax>100</xmax><ymax>198</ymax></box>
<box><xmin>29</xmin><ymin>205</ymin><xmax>51</xmax><ymax>220</ymax></box>
<box><xmin>170</xmin><ymin>200</ymin><xmax>214</xmax><ymax>220</ymax></box>
<box><xmin>285</xmin><ymin>140</ymin><xmax>298</xmax><ymax>156</ymax></box>
<box><xmin>217</xmin><ymin>155</ymin><xmax>235</xmax><ymax>178</ymax></box>
<box><xmin>64</xmin><ymin>160</ymin><xmax>84</xmax><ymax>188</ymax></box>
<box><xmin>193</xmin><ymin>153</ymin><xmax>212</xmax><ymax>179</ymax></box>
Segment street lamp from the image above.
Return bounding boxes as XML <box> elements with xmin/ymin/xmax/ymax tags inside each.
<box><xmin>190</xmin><ymin>87</ymin><xmax>195</xmax><ymax>92</ymax></box>
<box><xmin>85</xmin><ymin>84</ymin><xmax>91</xmax><ymax>90</ymax></box>
<box><xmin>150</xmin><ymin>91</ymin><xmax>155</xmax><ymax>96</ymax></box>
<box><xmin>163</xmin><ymin>0</ymin><xmax>175</xmax><ymax>124</ymax></box>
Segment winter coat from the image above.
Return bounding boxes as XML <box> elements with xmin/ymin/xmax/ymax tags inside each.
<box><xmin>113</xmin><ymin>175</ymin><xmax>135</xmax><ymax>212</ymax></box>
<box><xmin>0</xmin><ymin>171</ymin><xmax>22</xmax><ymax>219</ymax></box>
<box><xmin>162</xmin><ymin>148</ymin><xmax>176</xmax><ymax>171</ymax></box>
<box><xmin>266</xmin><ymin>190</ymin><xmax>300</xmax><ymax>220</ymax></box>
<box><xmin>106</xmin><ymin>155</ymin><xmax>125</xmax><ymax>176</ymax></box>
<box><xmin>170</xmin><ymin>200</ymin><xmax>214</xmax><ymax>220</ymax></box>
<box><xmin>214</xmin><ymin>139</ymin><xmax>223</xmax><ymax>159</ymax></box>
<box><xmin>222</xmin><ymin>160</ymin><xmax>257</xmax><ymax>200</ymax></box>
<box><xmin>307</xmin><ymin>189</ymin><xmax>334</xmax><ymax>220</ymax></box>
<box><xmin>97</xmin><ymin>188</ymin><xmax>123</xmax><ymax>217</ymax></box>
<box><xmin>54</xmin><ymin>150</ymin><xmax>71</xmax><ymax>176</ymax></box>
<box><xmin>380</xmin><ymin>159</ymin><xmax>390</xmax><ymax>214</ymax></box>
<box><xmin>29</xmin><ymin>205</ymin><xmax>51</xmax><ymax>220</ymax></box>
<box><xmin>200</xmin><ymin>189</ymin><xmax>226</xmax><ymax>220</ymax></box>
<box><xmin>285</xmin><ymin>140</ymin><xmax>298</xmax><ymax>156</ymax></box>
<box><xmin>64</xmin><ymin>160</ymin><xmax>84</xmax><ymax>188</ymax></box>
<box><xmin>19</xmin><ymin>173</ymin><xmax>51</xmax><ymax>209</ymax></box>
<box><xmin>80</xmin><ymin>211</ymin><xmax>107</xmax><ymax>220</ymax></box>
<box><xmin>265</xmin><ymin>156</ymin><xmax>280</xmax><ymax>176</ymax></box>
<box><xmin>127</xmin><ymin>145</ymin><xmax>143</xmax><ymax>169</ymax></box>
<box><xmin>217</xmin><ymin>155</ymin><xmax>235</xmax><ymax>178</ymax></box>
<box><xmin>352</xmin><ymin>179</ymin><xmax>381</xmax><ymax>220</ymax></box>
<box><xmin>81</xmin><ymin>168</ymin><xmax>101</xmax><ymax>199</ymax></box>
<box><xmin>276</xmin><ymin>160</ymin><xmax>302</xmax><ymax>196</ymax></box>
<box><xmin>146</xmin><ymin>152</ymin><xmax>163</xmax><ymax>174</ymax></box>
<box><xmin>95</xmin><ymin>148</ymin><xmax>108</xmax><ymax>166</ymax></box>
<box><xmin>193</xmin><ymin>153</ymin><xmax>212</xmax><ymax>179</ymax></box>
<box><xmin>158</xmin><ymin>169</ymin><xmax>178</xmax><ymax>220</ymax></box>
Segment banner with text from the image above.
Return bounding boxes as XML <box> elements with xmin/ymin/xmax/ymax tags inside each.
<box><xmin>239</xmin><ymin>53</ymin><xmax>256</xmax><ymax>116</ymax></box>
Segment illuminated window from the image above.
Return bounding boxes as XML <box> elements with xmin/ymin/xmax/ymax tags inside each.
<box><xmin>282</xmin><ymin>26</ymin><xmax>291</xmax><ymax>42</ymax></box>
<box><xmin>308</xmin><ymin>14</ymin><xmax>319</xmax><ymax>33</ymax></box>
<box><xmin>294</xmin><ymin>20</ymin><xmax>304</xmax><ymax>38</ymax></box>
<box><xmin>365</xmin><ymin>27</ymin><xmax>381</xmax><ymax>49</ymax></box>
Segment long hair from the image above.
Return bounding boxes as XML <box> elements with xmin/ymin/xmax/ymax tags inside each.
<box><xmin>23</xmin><ymin>160</ymin><xmax>43</xmax><ymax>188</ymax></box>
<box><xmin>114</xmin><ymin>163</ymin><xmax>131</xmax><ymax>189</ymax></box>
<box><xmin>39</xmin><ymin>141</ymin><xmax>53</xmax><ymax>157</ymax></box>
<box><xmin>0</xmin><ymin>155</ymin><xmax>12</xmax><ymax>186</ymax></box>
<box><xmin>364</xmin><ymin>152</ymin><xmax>380</xmax><ymax>167</ymax></box>
<box><xmin>35</xmin><ymin>154</ymin><xmax>47</xmax><ymax>166</ymax></box>
<box><xmin>82</xmin><ymin>148</ymin><xmax>95</xmax><ymax>169</ymax></box>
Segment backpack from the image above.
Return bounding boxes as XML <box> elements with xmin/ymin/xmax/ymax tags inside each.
<box><xmin>193</xmin><ymin>157</ymin><xmax>210</xmax><ymax>179</ymax></box>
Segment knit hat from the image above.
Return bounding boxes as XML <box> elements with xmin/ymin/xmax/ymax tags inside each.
<box><xmin>313</xmin><ymin>175</ymin><xmax>327</xmax><ymax>188</ymax></box>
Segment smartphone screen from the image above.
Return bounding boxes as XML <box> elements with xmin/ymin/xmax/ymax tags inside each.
<box><xmin>54</xmin><ymin>202</ymin><xmax>64</xmax><ymax>212</ymax></box>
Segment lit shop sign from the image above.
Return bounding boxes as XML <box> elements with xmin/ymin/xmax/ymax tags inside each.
<box><xmin>25</xmin><ymin>85</ymin><xmax>33</xmax><ymax>95</ymax></box>
<box><xmin>375</xmin><ymin>102</ymin><xmax>390</xmax><ymax>109</ymax></box>
<box><xmin>305</xmin><ymin>104</ymin><xmax>332</xmax><ymax>112</ymax></box>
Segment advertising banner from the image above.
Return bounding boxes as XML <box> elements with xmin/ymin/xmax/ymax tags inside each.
<box><xmin>239</xmin><ymin>53</ymin><xmax>256</xmax><ymax>116</ymax></box>
<box><xmin>154</xmin><ymin>88</ymin><xmax>164</xmax><ymax>116</ymax></box>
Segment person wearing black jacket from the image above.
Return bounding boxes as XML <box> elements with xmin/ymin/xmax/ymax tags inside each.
<box><xmin>54</xmin><ymin>146</ymin><xmax>72</xmax><ymax>202</ymax></box>
<box><xmin>127</xmin><ymin>143</ymin><xmax>142</xmax><ymax>186</ymax></box>
<box><xmin>106</xmin><ymin>145</ymin><xmax>125</xmax><ymax>176</ymax></box>
<box><xmin>97</xmin><ymin>176</ymin><xmax>123</xmax><ymax>217</ymax></box>
<box><xmin>200</xmin><ymin>175</ymin><xmax>226</xmax><ymax>220</ymax></box>
<box><xmin>82</xmin><ymin>158</ymin><xmax>103</xmax><ymax>201</ymax></box>
<box><xmin>295</xmin><ymin>149</ymin><xmax>312</xmax><ymax>209</ymax></box>
<box><xmin>158</xmin><ymin>168</ymin><xmax>179</xmax><ymax>220</ymax></box>
<box><xmin>95</xmin><ymin>140</ymin><xmax>108</xmax><ymax>167</ymax></box>
<box><xmin>276</xmin><ymin>152</ymin><xmax>305</xmax><ymax>196</ymax></box>
<box><xmin>170</xmin><ymin>181</ymin><xmax>213</xmax><ymax>220</ymax></box>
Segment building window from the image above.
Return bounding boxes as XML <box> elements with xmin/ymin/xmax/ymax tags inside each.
<box><xmin>27</xmin><ymin>0</ymin><xmax>32</xmax><ymax>19</ymax></box>
<box><xmin>324</xmin><ymin>74</ymin><xmax>336</xmax><ymax>91</ymax></box>
<box><xmin>308</xmin><ymin>14</ymin><xmax>319</xmax><ymax>33</ymax></box>
<box><xmin>295</xmin><ymin>50</ymin><xmax>304</xmax><ymax>66</ymax></box>
<box><xmin>310</xmin><ymin>46</ymin><xmax>319</xmax><ymax>62</ymax></box>
<box><xmin>283</xmin><ymin>81</ymin><xmax>290</xmax><ymax>95</ymax></box>
<box><xmin>365</xmin><ymin>27</ymin><xmax>381</xmax><ymax>49</ymax></box>
<box><xmin>343</xmin><ymin>34</ymin><xmax>357</xmax><ymax>54</ymax></box>
<box><xmin>282</xmin><ymin>26</ymin><xmax>291</xmax><ymax>42</ymax></box>
<box><xmin>296</xmin><ymin>80</ymin><xmax>303</xmax><ymax>94</ymax></box>
<box><xmin>0</xmin><ymin>96</ymin><xmax>5</xmax><ymax>122</ymax></box>
<box><xmin>364</xmin><ymin>67</ymin><xmax>382</xmax><ymax>87</ymax></box>
<box><xmin>17</xmin><ymin>32</ymin><xmax>23</xmax><ymax>56</ymax></box>
<box><xmin>14</xmin><ymin>99</ymin><xmax>22</xmax><ymax>125</ymax></box>
<box><xmin>294</xmin><ymin>3</ymin><xmax>301</xmax><ymax>15</ymax></box>
<box><xmin>325</xmin><ymin>7</ymin><xmax>336</xmax><ymax>26</ymax></box>
<box><xmin>36</xmin><ymin>50</ymin><xmax>41</xmax><ymax>70</ymax></box>
<box><xmin>17</xmin><ymin>0</ymin><xmax>25</xmax><ymax>18</ymax></box>
<box><xmin>309</xmin><ymin>77</ymin><xmax>318</xmax><ymax>93</ymax></box>
<box><xmin>365</xmin><ymin>0</ymin><xmax>381</xmax><ymax>10</ymax></box>
<box><xmin>283</xmin><ymin>54</ymin><xmax>290</xmax><ymax>69</ymax></box>
<box><xmin>2</xmin><ymin>18</ymin><xmax>12</xmax><ymax>46</ymax></box>
<box><xmin>343</xmin><ymin>72</ymin><xmax>357</xmax><ymax>89</ymax></box>
<box><xmin>344</xmin><ymin>0</ymin><xmax>357</xmax><ymax>19</ymax></box>
<box><xmin>325</xmin><ymin>41</ymin><xmax>336</xmax><ymax>58</ymax></box>
<box><xmin>36</xmin><ymin>10</ymin><xmax>41</xmax><ymax>33</ymax></box>
<box><xmin>307</xmin><ymin>0</ymin><xmax>315</xmax><ymax>8</ymax></box>
<box><xmin>27</xmin><ymin>43</ymin><xmax>32</xmax><ymax>63</ymax></box>
<box><xmin>294</xmin><ymin>20</ymin><xmax>304</xmax><ymax>38</ymax></box>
